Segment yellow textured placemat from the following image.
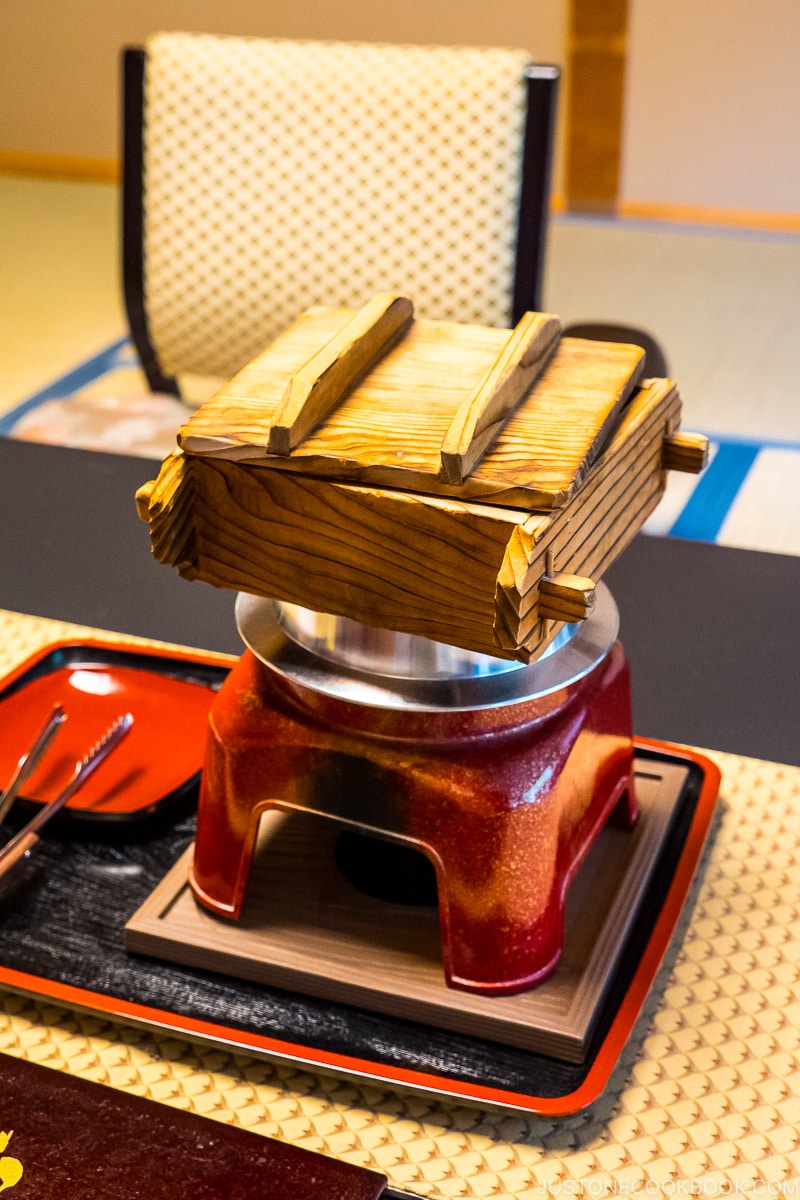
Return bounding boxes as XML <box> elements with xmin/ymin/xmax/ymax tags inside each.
<box><xmin>1</xmin><ymin>608</ymin><xmax>799</xmax><ymax>1197</ymax></box>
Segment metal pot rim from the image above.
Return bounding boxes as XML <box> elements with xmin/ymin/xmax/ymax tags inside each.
<box><xmin>234</xmin><ymin>587</ymin><xmax>619</xmax><ymax>712</ymax></box>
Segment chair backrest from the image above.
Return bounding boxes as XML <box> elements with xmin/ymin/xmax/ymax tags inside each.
<box><xmin>123</xmin><ymin>33</ymin><xmax>558</xmax><ymax>394</ymax></box>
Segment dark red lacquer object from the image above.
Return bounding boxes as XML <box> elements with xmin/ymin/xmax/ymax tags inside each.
<box><xmin>190</xmin><ymin>589</ymin><xmax>637</xmax><ymax>995</ymax></box>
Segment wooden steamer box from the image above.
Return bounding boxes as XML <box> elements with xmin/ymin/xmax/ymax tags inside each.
<box><xmin>130</xmin><ymin>296</ymin><xmax>714</xmax><ymax>1033</ymax></box>
<box><xmin>137</xmin><ymin>293</ymin><xmax>706</xmax><ymax>661</ymax></box>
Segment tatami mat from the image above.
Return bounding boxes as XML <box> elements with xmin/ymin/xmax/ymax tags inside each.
<box><xmin>547</xmin><ymin>216</ymin><xmax>800</xmax><ymax>443</ymax></box>
<box><xmin>0</xmin><ymin>177</ymin><xmax>124</xmax><ymax>404</ymax></box>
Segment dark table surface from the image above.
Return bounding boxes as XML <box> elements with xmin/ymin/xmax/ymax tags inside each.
<box><xmin>2</xmin><ymin>436</ymin><xmax>798</xmax><ymax>766</ymax></box>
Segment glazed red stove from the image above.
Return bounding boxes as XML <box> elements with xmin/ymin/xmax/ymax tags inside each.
<box><xmin>190</xmin><ymin>585</ymin><xmax>637</xmax><ymax>996</ymax></box>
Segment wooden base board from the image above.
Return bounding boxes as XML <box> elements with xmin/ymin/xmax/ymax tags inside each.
<box><xmin>125</xmin><ymin>758</ymin><xmax>690</xmax><ymax>1064</ymax></box>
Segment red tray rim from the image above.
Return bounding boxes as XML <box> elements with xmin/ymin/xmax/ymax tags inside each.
<box><xmin>0</xmin><ymin>637</ymin><xmax>230</xmax><ymax>819</ymax></box>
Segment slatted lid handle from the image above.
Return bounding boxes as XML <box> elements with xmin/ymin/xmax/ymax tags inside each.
<box><xmin>268</xmin><ymin>292</ymin><xmax>414</xmax><ymax>455</ymax></box>
<box><xmin>662</xmin><ymin>431</ymin><xmax>709</xmax><ymax>474</ymax></box>
<box><xmin>439</xmin><ymin>312</ymin><xmax>561</xmax><ymax>484</ymax></box>
<box><xmin>539</xmin><ymin>573</ymin><xmax>596</xmax><ymax>623</ymax></box>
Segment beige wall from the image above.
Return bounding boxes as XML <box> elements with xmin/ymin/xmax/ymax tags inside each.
<box><xmin>0</xmin><ymin>0</ymin><xmax>566</xmax><ymax>161</ymax></box>
<box><xmin>5</xmin><ymin>1</ymin><xmax>800</xmax><ymax>219</ymax></box>
<box><xmin>622</xmin><ymin>0</ymin><xmax>800</xmax><ymax>215</ymax></box>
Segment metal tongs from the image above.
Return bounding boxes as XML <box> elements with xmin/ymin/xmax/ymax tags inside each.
<box><xmin>0</xmin><ymin>708</ymin><xmax>133</xmax><ymax>883</ymax></box>
<box><xmin>0</xmin><ymin>703</ymin><xmax>67</xmax><ymax>828</ymax></box>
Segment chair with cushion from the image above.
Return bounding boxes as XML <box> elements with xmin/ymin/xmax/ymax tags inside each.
<box><xmin>122</xmin><ymin>32</ymin><xmax>560</xmax><ymax>401</ymax></box>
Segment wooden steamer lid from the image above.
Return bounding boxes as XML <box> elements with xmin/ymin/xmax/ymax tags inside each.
<box><xmin>137</xmin><ymin>293</ymin><xmax>707</xmax><ymax>662</ymax></box>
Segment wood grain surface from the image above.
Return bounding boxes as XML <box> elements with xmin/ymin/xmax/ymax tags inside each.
<box><xmin>493</xmin><ymin>379</ymin><xmax>681</xmax><ymax>656</ymax></box>
<box><xmin>178</xmin><ymin>306</ymin><xmax>644</xmax><ymax>511</ymax></box>
<box><xmin>267</xmin><ymin>292</ymin><xmax>414</xmax><ymax>455</ymax></box>
<box><xmin>139</xmin><ymin>378</ymin><xmax>679</xmax><ymax>660</ymax></box>
<box><xmin>439</xmin><ymin>311</ymin><xmax>561</xmax><ymax>484</ymax></box>
<box><xmin>137</xmin><ymin>304</ymin><xmax>695</xmax><ymax>659</ymax></box>
<box><xmin>662</xmin><ymin>429</ymin><xmax>710</xmax><ymax>473</ymax></box>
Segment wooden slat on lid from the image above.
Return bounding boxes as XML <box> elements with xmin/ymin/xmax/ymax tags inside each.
<box><xmin>267</xmin><ymin>292</ymin><xmax>414</xmax><ymax>455</ymax></box>
<box><xmin>179</xmin><ymin>304</ymin><xmax>645</xmax><ymax>512</ymax></box>
<box><xmin>439</xmin><ymin>311</ymin><xmax>560</xmax><ymax>484</ymax></box>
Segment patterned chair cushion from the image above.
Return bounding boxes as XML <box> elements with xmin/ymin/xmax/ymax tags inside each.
<box><xmin>143</xmin><ymin>32</ymin><xmax>531</xmax><ymax>381</ymax></box>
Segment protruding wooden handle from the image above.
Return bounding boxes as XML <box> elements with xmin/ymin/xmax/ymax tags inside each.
<box><xmin>135</xmin><ymin>479</ymin><xmax>156</xmax><ymax>521</ymax></box>
<box><xmin>268</xmin><ymin>292</ymin><xmax>414</xmax><ymax>455</ymax></box>
<box><xmin>439</xmin><ymin>311</ymin><xmax>561</xmax><ymax>484</ymax></box>
<box><xmin>662</xmin><ymin>431</ymin><xmax>709</xmax><ymax>473</ymax></box>
<box><xmin>539</xmin><ymin>572</ymin><xmax>596</xmax><ymax>622</ymax></box>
